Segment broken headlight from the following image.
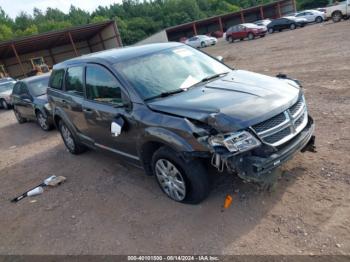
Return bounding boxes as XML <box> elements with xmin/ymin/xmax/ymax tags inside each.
<box><xmin>208</xmin><ymin>131</ymin><xmax>261</xmax><ymax>154</ymax></box>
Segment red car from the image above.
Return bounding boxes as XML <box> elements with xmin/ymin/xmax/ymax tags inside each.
<box><xmin>225</xmin><ymin>23</ymin><xmax>267</xmax><ymax>42</ymax></box>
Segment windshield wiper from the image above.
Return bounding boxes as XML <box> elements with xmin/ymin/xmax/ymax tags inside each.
<box><xmin>144</xmin><ymin>89</ymin><xmax>185</xmax><ymax>102</ymax></box>
<box><xmin>199</xmin><ymin>72</ymin><xmax>229</xmax><ymax>83</ymax></box>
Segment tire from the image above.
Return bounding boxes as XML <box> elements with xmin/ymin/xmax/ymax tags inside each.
<box><xmin>290</xmin><ymin>23</ymin><xmax>296</xmax><ymax>30</ymax></box>
<box><xmin>268</xmin><ymin>28</ymin><xmax>274</xmax><ymax>34</ymax></box>
<box><xmin>36</xmin><ymin>111</ymin><xmax>53</xmax><ymax>131</ymax></box>
<box><xmin>1</xmin><ymin>99</ymin><xmax>9</xmax><ymax>110</ymax></box>
<box><xmin>152</xmin><ymin>146</ymin><xmax>210</xmax><ymax>204</ymax></box>
<box><xmin>248</xmin><ymin>33</ymin><xmax>254</xmax><ymax>40</ymax></box>
<box><xmin>13</xmin><ymin>107</ymin><xmax>26</xmax><ymax>124</ymax></box>
<box><xmin>332</xmin><ymin>11</ymin><xmax>342</xmax><ymax>23</ymax></box>
<box><xmin>200</xmin><ymin>41</ymin><xmax>205</xmax><ymax>48</ymax></box>
<box><xmin>227</xmin><ymin>36</ymin><xmax>233</xmax><ymax>43</ymax></box>
<box><xmin>58</xmin><ymin>120</ymin><xmax>86</xmax><ymax>154</ymax></box>
<box><xmin>315</xmin><ymin>16</ymin><xmax>323</xmax><ymax>23</ymax></box>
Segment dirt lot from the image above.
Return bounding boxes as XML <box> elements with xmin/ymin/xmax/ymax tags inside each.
<box><xmin>0</xmin><ymin>21</ymin><xmax>349</xmax><ymax>255</ymax></box>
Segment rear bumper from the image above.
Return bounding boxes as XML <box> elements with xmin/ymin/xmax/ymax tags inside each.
<box><xmin>230</xmin><ymin>116</ymin><xmax>315</xmax><ymax>183</ymax></box>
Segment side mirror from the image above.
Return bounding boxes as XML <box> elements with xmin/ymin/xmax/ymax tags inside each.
<box><xmin>111</xmin><ymin>116</ymin><xmax>125</xmax><ymax>137</ymax></box>
<box><xmin>216</xmin><ymin>56</ymin><xmax>224</xmax><ymax>62</ymax></box>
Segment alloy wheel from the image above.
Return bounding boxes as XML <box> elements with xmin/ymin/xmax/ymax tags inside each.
<box><xmin>155</xmin><ymin>159</ymin><xmax>186</xmax><ymax>201</ymax></box>
<box><xmin>37</xmin><ymin>112</ymin><xmax>48</xmax><ymax>130</ymax></box>
<box><xmin>61</xmin><ymin>124</ymin><xmax>75</xmax><ymax>151</ymax></box>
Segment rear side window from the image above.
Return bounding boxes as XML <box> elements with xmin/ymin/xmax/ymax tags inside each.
<box><xmin>49</xmin><ymin>69</ymin><xmax>65</xmax><ymax>90</ymax></box>
<box><xmin>85</xmin><ymin>64</ymin><xmax>123</xmax><ymax>106</ymax></box>
<box><xmin>65</xmin><ymin>67</ymin><xmax>84</xmax><ymax>96</ymax></box>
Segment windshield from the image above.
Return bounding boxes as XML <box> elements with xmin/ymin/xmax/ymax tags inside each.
<box><xmin>28</xmin><ymin>77</ymin><xmax>49</xmax><ymax>97</ymax></box>
<box><xmin>114</xmin><ymin>46</ymin><xmax>230</xmax><ymax>100</ymax></box>
<box><xmin>0</xmin><ymin>81</ymin><xmax>16</xmax><ymax>92</ymax></box>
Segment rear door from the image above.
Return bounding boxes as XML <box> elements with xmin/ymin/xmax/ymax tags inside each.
<box><xmin>82</xmin><ymin>63</ymin><xmax>138</xmax><ymax>160</ymax></box>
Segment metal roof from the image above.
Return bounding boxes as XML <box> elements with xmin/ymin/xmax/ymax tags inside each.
<box><xmin>166</xmin><ymin>0</ymin><xmax>291</xmax><ymax>32</ymax></box>
<box><xmin>54</xmin><ymin>42</ymin><xmax>183</xmax><ymax>68</ymax></box>
<box><xmin>0</xmin><ymin>20</ymin><xmax>115</xmax><ymax>60</ymax></box>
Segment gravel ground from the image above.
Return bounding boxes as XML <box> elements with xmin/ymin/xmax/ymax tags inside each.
<box><xmin>0</xmin><ymin>21</ymin><xmax>349</xmax><ymax>255</ymax></box>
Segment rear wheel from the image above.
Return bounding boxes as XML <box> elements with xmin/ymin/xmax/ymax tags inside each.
<box><xmin>152</xmin><ymin>146</ymin><xmax>210</xmax><ymax>204</ymax></box>
<box><xmin>36</xmin><ymin>111</ymin><xmax>53</xmax><ymax>131</ymax></box>
<box><xmin>268</xmin><ymin>28</ymin><xmax>274</xmax><ymax>34</ymax></box>
<box><xmin>1</xmin><ymin>99</ymin><xmax>9</xmax><ymax>110</ymax></box>
<box><xmin>315</xmin><ymin>16</ymin><xmax>323</xmax><ymax>23</ymax></box>
<box><xmin>59</xmin><ymin>120</ymin><xmax>87</xmax><ymax>154</ymax></box>
<box><xmin>290</xmin><ymin>23</ymin><xmax>296</xmax><ymax>30</ymax></box>
<box><xmin>200</xmin><ymin>41</ymin><xmax>205</xmax><ymax>48</ymax></box>
<box><xmin>248</xmin><ymin>33</ymin><xmax>254</xmax><ymax>40</ymax></box>
<box><xmin>13</xmin><ymin>107</ymin><xmax>26</xmax><ymax>124</ymax></box>
<box><xmin>227</xmin><ymin>36</ymin><xmax>233</xmax><ymax>43</ymax></box>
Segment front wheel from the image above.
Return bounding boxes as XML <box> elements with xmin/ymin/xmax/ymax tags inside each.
<box><xmin>152</xmin><ymin>146</ymin><xmax>210</xmax><ymax>204</ymax></box>
<box><xmin>332</xmin><ymin>11</ymin><xmax>342</xmax><ymax>22</ymax></box>
<box><xmin>248</xmin><ymin>33</ymin><xmax>254</xmax><ymax>40</ymax></box>
<box><xmin>200</xmin><ymin>41</ymin><xmax>206</xmax><ymax>48</ymax></box>
<box><xmin>290</xmin><ymin>23</ymin><xmax>296</xmax><ymax>30</ymax></box>
<box><xmin>268</xmin><ymin>28</ymin><xmax>274</xmax><ymax>34</ymax></box>
<box><xmin>36</xmin><ymin>111</ymin><xmax>53</xmax><ymax>131</ymax></box>
<box><xmin>315</xmin><ymin>16</ymin><xmax>323</xmax><ymax>23</ymax></box>
<box><xmin>59</xmin><ymin>120</ymin><xmax>86</xmax><ymax>154</ymax></box>
<box><xmin>1</xmin><ymin>99</ymin><xmax>9</xmax><ymax>110</ymax></box>
<box><xmin>227</xmin><ymin>36</ymin><xmax>233</xmax><ymax>43</ymax></box>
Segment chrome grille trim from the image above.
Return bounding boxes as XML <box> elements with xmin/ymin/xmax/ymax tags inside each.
<box><xmin>251</xmin><ymin>95</ymin><xmax>308</xmax><ymax>147</ymax></box>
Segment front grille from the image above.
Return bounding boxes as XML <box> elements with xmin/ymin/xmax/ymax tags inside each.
<box><xmin>294</xmin><ymin>112</ymin><xmax>306</xmax><ymax>128</ymax></box>
<box><xmin>253</xmin><ymin>113</ymin><xmax>286</xmax><ymax>133</ymax></box>
<box><xmin>251</xmin><ymin>95</ymin><xmax>308</xmax><ymax>147</ymax></box>
<box><xmin>289</xmin><ymin>96</ymin><xmax>304</xmax><ymax>116</ymax></box>
<box><xmin>264</xmin><ymin>128</ymin><xmax>292</xmax><ymax>144</ymax></box>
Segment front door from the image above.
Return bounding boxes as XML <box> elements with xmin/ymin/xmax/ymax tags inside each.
<box><xmin>62</xmin><ymin>66</ymin><xmax>88</xmax><ymax>134</ymax></box>
<box><xmin>82</xmin><ymin>64</ymin><xmax>139</xmax><ymax>161</ymax></box>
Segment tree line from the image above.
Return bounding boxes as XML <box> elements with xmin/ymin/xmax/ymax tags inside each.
<box><xmin>0</xmin><ymin>0</ymin><xmax>329</xmax><ymax>45</ymax></box>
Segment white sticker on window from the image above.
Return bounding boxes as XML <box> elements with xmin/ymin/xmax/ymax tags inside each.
<box><xmin>173</xmin><ymin>48</ymin><xmax>193</xmax><ymax>58</ymax></box>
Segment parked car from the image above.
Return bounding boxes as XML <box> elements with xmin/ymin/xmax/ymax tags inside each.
<box><xmin>254</xmin><ymin>19</ymin><xmax>272</xmax><ymax>27</ymax></box>
<box><xmin>323</xmin><ymin>0</ymin><xmax>350</xmax><ymax>22</ymax></box>
<box><xmin>47</xmin><ymin>43</ymin><xmax>315</xmax><ymax>204</ymax></box>
<box><xmin>185</xmin><ymin>35</ymin><xmax>213</xmax><ymax>48</ymax></box>
<box><xmin>267</xmin><ymin>17</ymin><xmax>307</xmax><ymax>33</ymax></box>
<box><xmin>0</xmin><ymin>78</ymin><xmax>16</xmax><ymax>109</ymax></box>
<box><xmin>226</xmin><ymin>23</ymin><xmax>267</xmax><ymax>42</ymax></box>
<box><xmin>11</xmin><ymin>73</ymin><xmax>54</xmax><ymax>131</ymax></box>
<box><xmin>295</xmin><ymin>10</ymin><xmax>326</xmax><ymax>23</ymax></box>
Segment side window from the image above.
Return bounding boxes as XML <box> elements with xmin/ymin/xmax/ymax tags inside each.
<box><xmin>49</xmin><ymin>69</ymin><xmax>65</xmax><ymax>90</ymax></box>
<box><xmin>19</xmin><ymin>83</ymin><xmax>30</xmax><ymax>97</ymax></box>
<box><xmin>85</xmin><ymin>65</ymin><xmax>123</xmax><ymax>106</ymax></box>
<box><xmin>65</xmin><ymin>67</ymin><xmax>84</xmax><ymax>96</ymax></box>
<box><xmin>12</xmin><ymin>82</ymin><xmax>21</xmax><ymax>95</ymax></box>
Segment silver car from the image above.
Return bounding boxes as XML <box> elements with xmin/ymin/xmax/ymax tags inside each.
<box><xmin>185</xmin><ymin>35</ymin><xmax>213</xmax><ymax>48</ymax></box>
<box><xmin>0</xmin><ymin>78</ymin><xmax>16</xmax><ymax>109</ymax></box>
<box><xmin>295</xmin><ymin>10</ymin><xmax>326</xmax><ymax>23</ymax></box>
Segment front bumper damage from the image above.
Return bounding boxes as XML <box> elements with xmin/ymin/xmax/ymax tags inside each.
<box><xmin>203</xmin><ymin>116</ymin><xmax>316</xmax><ymax>184</ymax></box>
<box><xmin>230</xmin><ymin>117</ymin><xmax>315</xmax><ymax>183</ymax></box>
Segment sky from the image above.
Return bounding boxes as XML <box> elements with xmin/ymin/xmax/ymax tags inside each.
<box><xmin>0</xmin><ymin>0</ymin><xmax>123</xmax><ymax>18</ymax></box>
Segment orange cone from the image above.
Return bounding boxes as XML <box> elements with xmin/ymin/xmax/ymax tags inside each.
<box><xmin>223</xmin><ymin>194</ymin><xmax>233</xmax><ymax>209</ymax></box>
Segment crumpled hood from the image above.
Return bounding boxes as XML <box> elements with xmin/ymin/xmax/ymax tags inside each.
<box><xmin>148</xmin><ymin>70</ymin><xmax>301</xmax><ymax>132</ymax></box>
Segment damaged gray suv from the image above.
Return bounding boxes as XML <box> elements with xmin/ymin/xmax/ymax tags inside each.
<box><xmin>47</xmin><ymin>43</ymin><xmax>315</xmax><ymax>204</ymax></box>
